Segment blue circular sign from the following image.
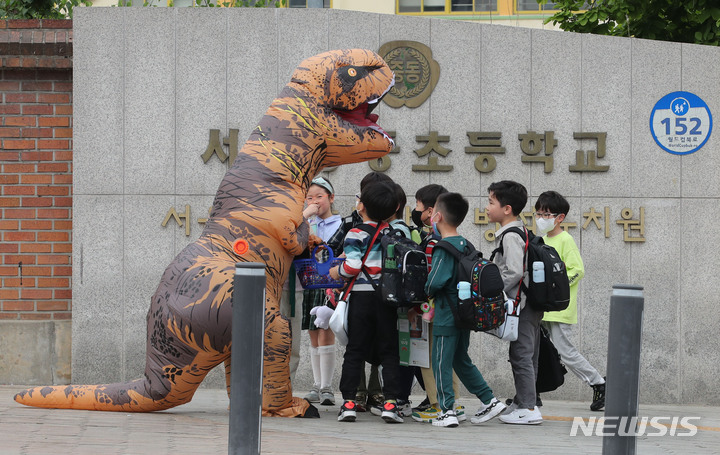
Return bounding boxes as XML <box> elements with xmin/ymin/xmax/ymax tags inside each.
<box><xmin>650</xmin><ymin>91</ymin><xmax>712</xmax><ymax>155</ymax></box>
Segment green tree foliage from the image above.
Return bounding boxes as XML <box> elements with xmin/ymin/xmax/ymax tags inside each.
<box><xmin>541</xmin><ymin>0</ymin><xmax>720</xmax><ymax>45</ymax></box>
<box><xmin>0</xmin><ymin>0</ymin><xmax>91</xmax><ymax>18</ymax></box>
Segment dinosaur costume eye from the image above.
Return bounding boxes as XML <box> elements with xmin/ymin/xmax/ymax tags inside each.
<box><xmin>339</xmin><ymin>65</ymin><xmax>366</xmax><ymax>81</ymax></box>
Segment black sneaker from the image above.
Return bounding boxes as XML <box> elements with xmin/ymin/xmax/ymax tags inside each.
<box><xmin>380</xmin><ymin>401</ymin><xmax>404</xmax><ymax>424</ymax></box>
<box><xmin>338</xmin><ymin>400</ymin><xmax>357</xmax><ymax>422</ymax></box>
<box><xmin>412</xmin><ymin>396</ymin><xmax>431</xmax><ymax>413</ymax></box>
<box><xmin>505</xmin><ymin>395</ymin><xmax>543</xmax><ymax>408</ymax></box>
<box><xmin>591</xmin><ymin>379</ymin><xmax>606</xmax><ymax>412</ymax></box>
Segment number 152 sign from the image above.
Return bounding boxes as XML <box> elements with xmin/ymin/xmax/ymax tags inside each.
<box><xmin>650</xmin><ymin>91</ymin><xmax>712</xmax><ymax>155</ymax></box>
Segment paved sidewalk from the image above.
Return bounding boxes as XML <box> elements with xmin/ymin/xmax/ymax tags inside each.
<box><xmin>1</xmin><ymin>386</ymin><xmax>719</xmax><ymax>454</ymax></box>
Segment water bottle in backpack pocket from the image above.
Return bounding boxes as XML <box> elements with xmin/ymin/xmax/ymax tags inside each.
<box><xmin>378</xmin><ymin>228</ymin><xmax>428</xmax><ymax>307</ymax></box>
<box><xmin>491</xmin><ymin>227</ymin><xmax>571</xmax><ymax>313</ymax></box>
<box><xmin>435</xmin><ymin>240</ymin><xmax>507</xmax><ymax>332</ymax></box>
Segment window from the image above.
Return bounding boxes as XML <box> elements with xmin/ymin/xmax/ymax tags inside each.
<box><xmin>399</xmin><ymin>0</ymin><xmax>498</xmax><ymax>13</ymax></box>
<box><xmin>288</xmin><ymin>0</ymin><xmax>330</xmax><ymax>7</ymax></box>
<box><xmin>452</xmin><ymin>0</ymin><xmax>496</xmax><ymax>12</ymax></box>
<box><xmin>517</xmin><ymin>0</ymin><xmax>557</xmax><ymax>10</ymax></box>
<box><xmin>516</xmin><ymin>0</ymin><xmax>589</xmax><ymax>12</ymax></box>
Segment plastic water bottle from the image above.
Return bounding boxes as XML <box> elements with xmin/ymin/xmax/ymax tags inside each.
<box><xmin>532</xmin><ymin>261</ymin><xmax>545</xmax><ymax>283</ymax></box>
<box><xmin>457</xmin><ymin>281</ymin><xmax>471</xmax><ymax>300</ymax></box>
<box><xmin>385</xmin><ymin>244</ymin><xmax>396</xmax><ymax>269</ymax></box>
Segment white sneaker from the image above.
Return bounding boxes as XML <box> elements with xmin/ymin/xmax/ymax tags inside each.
<box><xmin>432</xmin><ymin>409</ymin><xmax>459</xmax><ymax>428</ymax></box>
<box><xmin>499</xmin><ymin>407</ymin><xmax>543</xmax><ymax>425</ymax></box>
<box><xmin>471</xmin><ymin>398</ymin><xmax>507</xmax><ymax>425</ymax></box>
<box><xmin>455</xmin><ymin>405</ymin><xmax>466</xmax><ymax>422</ymax></box>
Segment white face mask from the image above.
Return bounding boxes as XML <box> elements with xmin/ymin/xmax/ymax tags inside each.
<box><xmin>536</xmin><ymin>217</ymin><xmax>556</xmax><ymax>235</ymax></box>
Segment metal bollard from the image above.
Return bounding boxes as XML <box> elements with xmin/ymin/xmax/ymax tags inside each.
<box><xmin>602</xmin><ymin>284</ymin><xmax>644</xmax><ymax>455</ymax></box>
<box><xmin>229</xmin><ymin>262</ymin><xmax>266</xmax><ymax>455</ymax></box>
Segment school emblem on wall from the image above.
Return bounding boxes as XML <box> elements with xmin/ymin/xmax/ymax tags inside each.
<box><xmin>379</xmin><ymin>40</ymin><xmax>440</xmax><ymax>108</ymax></box>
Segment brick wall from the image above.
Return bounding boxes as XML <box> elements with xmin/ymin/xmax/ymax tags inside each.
<box><xmin>0</xmin><ymin>19</ymin><xmax>73</xmax><ymax>322</ymax></box>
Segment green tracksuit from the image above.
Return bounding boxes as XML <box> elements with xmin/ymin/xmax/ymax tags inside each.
<box><xmin>425</xmin><ymin>235</ymin><xmax>495</xmax><ymax>412</ymax></box>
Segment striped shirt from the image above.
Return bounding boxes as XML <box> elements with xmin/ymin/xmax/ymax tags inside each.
<box><xmin>423</xmin><ymin>234</ymin><xmax>440</xmax><ymax>272</ymax></box>
<box><xmin>339</xmin><ymin>221</ymin><xmax>387</xmax><ymax>291</ymax></box>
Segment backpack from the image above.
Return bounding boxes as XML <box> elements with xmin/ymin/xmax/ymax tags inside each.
<box><xmin>536</xmin><ymin>325</ymin><xmax>567</xmax><ymax>393</ymax></box>
<box><xmin>434</xmin><ymin>240</ymin><xmax>506</xmax><ymax>332</ymax></box>
<box><xmin>359</xmin><ymin>224</ymin><xmax>428</xmax><ymax>307</ymax></box>
<box><xmin>491</xmin><ymin>227</ymin><xmax>570</xmax><ymax>312</ymax></box>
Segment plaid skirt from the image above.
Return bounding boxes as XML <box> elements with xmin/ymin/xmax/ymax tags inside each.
<box><xmin>301</xmin><ymin>288</ymin><xmax>329</xmax><ymax>331</ymax></box>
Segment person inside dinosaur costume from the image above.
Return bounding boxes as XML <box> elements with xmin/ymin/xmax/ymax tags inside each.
<box><xmin>14</xmin><ymin>49</ymin><xmax>395</xmax><ymax>418</ymax></box>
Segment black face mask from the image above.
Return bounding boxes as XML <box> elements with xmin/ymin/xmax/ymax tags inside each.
<box><xmin>411</xmin><ymin>209</ymin><xmax>425</xmax><ymax>228</ymax></box>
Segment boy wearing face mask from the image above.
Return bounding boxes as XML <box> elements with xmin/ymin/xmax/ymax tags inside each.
<box><xmin>534</xmin><ymin>191</ymin><xmax>606</xmax><ymax>412</ymax></box>
<box><xmin>409</xmin><ymin>185</ymin><xmax>468</xmax><ymax>424</ymax></box>
<box><xmin>411</xmin><ymin>184</ymin><xmax>448</xmax><ymax>267</ymax></box>
<box><xmin>424</xmin><ymin>192</ymin><xmax>505</xmax><ymax>427</ymax></box>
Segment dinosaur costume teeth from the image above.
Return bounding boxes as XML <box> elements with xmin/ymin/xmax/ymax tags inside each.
<box><xmin>15</xmin><ymin>49</ymin><xmax>394</xmax><ymax>418</ymax></box>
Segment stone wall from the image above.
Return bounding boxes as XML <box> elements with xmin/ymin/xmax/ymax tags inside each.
<box><xmin>72</xmin><ymin>8</ymin><xmax>720</xmax><ymax>404</ymax></box>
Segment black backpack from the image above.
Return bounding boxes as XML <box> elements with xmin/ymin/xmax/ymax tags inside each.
<box><xmin>491</xmin><ymin>227</ymin><xmax>570</xmax><ymax>312</ymax></box>
<box><xmin>359</xmin><ymin>224</ymin><xmax>428</xmax><ymax>307</ymax></box>
<box><xmin>434</xmin><ymin>240</ymin><xmax>506</xmax><ymax>332</ymax></box>
<box><xmin>536</xmin><ymin>325</ymin><xmax>567</xmax><ymax>393</ymax></box>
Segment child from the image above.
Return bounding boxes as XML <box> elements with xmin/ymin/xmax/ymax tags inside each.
<box><xmin>534</xmin><ymin>190</ymin><xmax>606</xmax><ymax>412</ymax></box>
<box><xmin>368</xmin><ymin>182</ymin><xmax>424</xmax><ymax>418</ymax></box>
<box><xmin>410</xmin><ymin>184</ymin><xmax>465</xmax><ymax>424</ymax></box>
<box><xmin>412</xmin><ymin>184</ymin><xmax>447</xmax><ymax>265</ymax></box>
<box><xmin>424</xmin><ymin>192</ymin><xmax>506</xmax><ymax>428</ymax></box>
<box><xmin>329</xmin><ymin>180</ymin><xmax>404</xmax><ymax>423</ymax></box>
<box><xmin>301</xmin><ymin>176</ymin><xmax>342</xmax><ymax>406</ymax></box>
<box><xmin>327</xmin><ymin>171</ymin><xmax>392</xmax><ymax>413</ymax></box>
<box><xmin>486</xmin><ymin>180</ymin><xmax>543</xmax><ymax>425</ymax></box>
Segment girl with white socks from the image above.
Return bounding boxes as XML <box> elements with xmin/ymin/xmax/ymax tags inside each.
<box><xmin>301</xmin><ymin>176</ymin><xmax>342</xmax><ymax>405</ymax></box>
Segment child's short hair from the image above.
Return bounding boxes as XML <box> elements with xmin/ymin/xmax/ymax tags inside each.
<box><xmin>360</xmin><ymin>181</ymin><xmax>397</xmax><ymax>222</ymax></box>
<box><xmin>415</xmin><ymin>184</ymin><xmax>448</xmax><ymax>208</ymax></box>
<box><xmin>535</xmin><ymin>190</ymin><xmax>570</xmax><ymax>216</ymax></box>
<box><xmin>487</xmin><ymin>180</ymin><xmax>527</xmax><ymax>216</ymax></box>
<box><xmin>435</xmin><ymin>192</ymin><xmax>469</xmax><ymax>228</ymax></box>
<box><xmin>360</xmin><ymin>171</ymin><xmax>393</xmax><ymax>192</ymax></box>
<box><xmin>392</xmin><ymin>183</ymin><xmax>407</xmax><ymax>220</ymax></box>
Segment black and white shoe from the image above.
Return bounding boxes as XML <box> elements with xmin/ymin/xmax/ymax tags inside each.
<box><xmin>338</xmin><ymin>400</ymin><xmax>357</xmax><ymax>422</ymax></box>
<box><xmin>431</xmin><ymin>409</ymin><xmax>459</xmax><ymax>428</ymax></box>
<box><xmin>471</xmin><ymin>398</ymin><xmax>507</xmax><ymax>425</ymax></box>
<box><xmin>380</xmin><ymin>401</ymin><xmax>404</xmax><ymax>423</ymax></box>
<box><xmin>591</xmin><ymin>379</ymin><xmax>606</xmax><ymax>412</ymax></box>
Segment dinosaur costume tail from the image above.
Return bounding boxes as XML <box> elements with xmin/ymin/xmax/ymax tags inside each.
<box><xmin>14</xmin><ymin>379</ymin><xmax>185</xmax><ymax>412</ymax></box>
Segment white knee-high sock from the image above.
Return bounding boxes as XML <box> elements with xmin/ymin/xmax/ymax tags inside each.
<box><xmin>317</xmin><ymin>344</ymin><xmax>336</xmax><ymax>390</ymax></box>
<box><xmin>309</xmin><ymin>345</ymin><xmax>321</xmax><ymax>389</ymax></box>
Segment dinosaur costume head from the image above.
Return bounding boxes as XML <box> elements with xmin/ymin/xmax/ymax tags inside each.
<box><xmin>284</xmin><ymin>48</ymin><xmax>395</xmax><ymax>168</ymax></box>
<box><xmin>14</xmin><ymin>49</ymin><xmax>395</xmax><ymax>419</ymax></box>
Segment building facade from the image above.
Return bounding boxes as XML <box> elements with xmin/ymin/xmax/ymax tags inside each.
<box><xmin>4</xmin><ymin>7</ymin><xmax>720</xmax><ymax>406</ymax></box>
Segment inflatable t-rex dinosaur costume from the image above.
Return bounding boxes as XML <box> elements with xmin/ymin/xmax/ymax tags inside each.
<box><xmin>15</xmin><ymin>49</ymin><xmax>394</xmax><ymax>418</ymax></box>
